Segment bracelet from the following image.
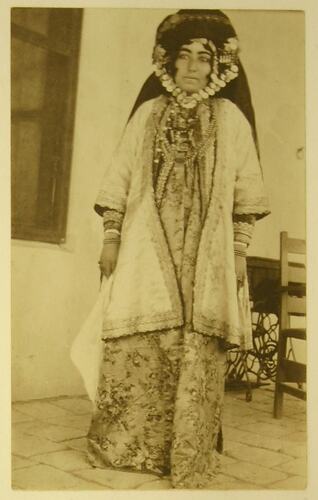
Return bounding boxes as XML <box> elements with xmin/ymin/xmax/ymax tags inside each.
<box><xmin>103</xmin><ymin>232</ymin><xmax>121</xmax><ymax>244</ymax></box>
<box><xmin>103</xmin><ymin>238</ymin><xmax>120</xmax><ymax>245</ymax></box>
<box><xmin>233</xmin><ymin>220</ymin><xmax>255</xmax><ymax>247</ymax></box>
<box><xmin>103</xmin><ymin>209</ymin><xmax>124</xmax><ymax>226</ymax></box>
<box><xmin>234</xmin><ymin>241</ymin><xmax>247</xmax><ymax>247</ymax></box>
<box><xmin>234</xmin><ymin>249</ymin><xmax>247</xmax><ymax>257</ymax></box>
<box><xmin>104</xmin><ymin>228</ymin><xmax>121</xmax><ymax>236</ymax></box>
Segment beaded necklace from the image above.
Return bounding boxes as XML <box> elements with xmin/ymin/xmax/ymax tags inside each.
<box><xmin>153</xmin><ymin>97</ymin><xmax>216</xmax><ymax>208</ymax></box>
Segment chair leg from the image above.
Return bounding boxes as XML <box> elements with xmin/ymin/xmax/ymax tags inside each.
<box><xmin>274</xmin><ymin>386</ymin><xmax>284</xmax><ymax>418</ymax></box>
<box><xmin>242</xmin><ymin>351</ymin><xmax>252</xmax><ymax>402</ymax></box>
<box><xmin>273</xmin><ymin>331</ymin><xmax>287</xmax><ymax>419</ymax></box>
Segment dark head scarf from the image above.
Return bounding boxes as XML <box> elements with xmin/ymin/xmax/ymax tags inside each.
<box><xmin>128</xmin><ymin>9</ymin><xmax>259</xmax><ymax>154</ymax></box>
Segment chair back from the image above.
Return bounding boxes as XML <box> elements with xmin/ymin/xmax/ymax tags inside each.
<box><xmin>280</xmin><ymin>232</ymin><xmax>306</xmax><ymax>331</ymax></box>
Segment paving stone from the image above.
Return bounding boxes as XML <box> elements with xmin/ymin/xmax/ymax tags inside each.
<box><xmin>224</xmin><ymin>433</ymin><xmax>278</xmax><ymax>454</ymax></box>
<box><xmin>222</xmin><ymin>425</ymin><xmax>252</xmax><ymax>443</ymax></box>
<box><xmin>223</xmin><ymin>429</ymin><xmax>306</xmax><ymax>458</ymax></box>
<box><xmin>46</xmin><ymin>413</ymin><xmax>91</xmax><ymax>431</ymax></box>
<box><xmin>50</xmin><ymin>397</ymin><xmax>93</xmax><ymax>415</ymax></box>
<box><xmin>294</xmin><ymin>421</ymin><xmax>307</xmax><ymax>432</ymax></box>
<box><xmin>222</xmin><ymin>461</ymin><xmax>288</xmax><ymax>486</ymax></box>
<box><xmin>222</xmin><ymin>412</ymin><xmax>261</xmax><ymax>427</ymax></box>
<box><xmin>64</xmin><ymin>437</ymin><xmax>88</xmax><ymax>453</ymax></box>
<box><xmin>212</xmin><ymin>474</ymin><xmax>259</xmax><ymax>490</ymax></box>
<box><xmin>283</xmin><ymin>397</ymin><xmax>306</xmax><ymax>409</ymax></box>
<box><xmin>225</xmin><ymin>440</ymin><xmax>291</xmax><ymax>468</ymax></box>
<box><xmin>64</xmin><ymin>482</ymin><xmax>110</xmax><ymax>490</ymax></box>
<box><xmin>12</xmin><ymin>455</ymin><xmax>36</xmax><ymax>470</ymax></box>
<box><xmin>74</xmin><ymin>467</ymin><xmax>159</xmax><ymax>489</ymax></box>
<box><xmin>136</xmin><ymin>479</ymin><xmax>172</xmax><ymax>489</ymax></box>
<box><xmin>12</xmin><ymin>431</ymin><xmax>67</xmax><ymax>458</ymax></box>
<box><xmin>12</xmin><ymin>464</ymin><xmax>96</xmax><ymax>490</ymax></box>
<box><xmin>219</xmin><ymin>453</ymin><xmax>238</xmax><ymax>466</ymax></box>
<box><xmin>15</xmin><ymin>421</ymin><xmax>86</xmax><ymax>442</ymax></box>
<box><xmin>246</xmin><ymin>397</ymin><xmax>273</xmax><ymax>407</ymax></box>
<box><xmin>224</xmin><ymin>397</ymin><xmax>256</xmax><ymax>411</ymax></box>
<box><xmin>283</xmin><ymin>431</ymin><xmax>307</xmax><ymax>443</ymax></box>
<box><xmin>268</xmin><ymin>474</ymin><xmax>307</xmax><ymax>489</ymax></box>
<box><xmin>280</xmin><ymin>441</ymin><xmax>306</xmax><ymax>458</ymax></box>
<box><xmin>11</xmin><ymin>409</ymin><xmax>34</xmax><ymax>424</ymax></box>
<box><xmin>229</xmin><ymin>393</ymin><xmax>271</xmax><ymax>405</ymax></box>
<box><xmin>258</xmin><ymin>387</ymin><xmax>275</xmax><ymax>397</ymax></box>
<box><xmin>282</xmin><ymin>407</ymin><xmax>306</xmax><ymax>417</ymax></box>
<box><xmin>287</xmin><ymin>412</ymin><xmax>306</xmax><ymax>422</ymax></box>
<box><xmin>257</xmin><ymin>414</ymin><xmax>304</xmax><ymax>429</ymax></box>
<box><xmin>240</xmin><ymin>402</ymin><xmax>273</xmax><ymax>415</ymax></box>
<box><xmin>13</xmin><ymin>401</ymin><xmax>74</xmax><ymax>420</ymax></box>
<box><xmin>273</xmin><ymin>457</ymin><xmax>307</xmax><ymax>476</ymax></box>
<box><xmin>34</xmin><ymin>449</ymin><xmax>90</xmax><ymax>471</ymax></box>
<box><xmin>224</xmin><ymin>402</ymin><xmax>256</xmax><ymax>417</ymax></box>
<box><xmin>239</xmin><ymin>422</ymin><xmax>295</xmax><ymax>438</ymax></box>
<box><xmin>257</xmin><ymin>418</ymin><xmax>307</xmax><ymax>438</ymax></box>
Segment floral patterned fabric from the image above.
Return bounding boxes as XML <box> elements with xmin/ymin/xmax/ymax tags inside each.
<box><xmin>87</xmin><ymin>102</ymin><xmax>228</xmax><ymax>488</ymax></box>
<box><xmin>87</xmin><ymin>329</ymin><xmax>226</xmax><ymax>488</ymax></box>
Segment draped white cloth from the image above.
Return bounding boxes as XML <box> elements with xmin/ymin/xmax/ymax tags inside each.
<box><xmin>70</xmin><ymin>277</ymin><xmax>113</xmax><ymax>403</ymax></box>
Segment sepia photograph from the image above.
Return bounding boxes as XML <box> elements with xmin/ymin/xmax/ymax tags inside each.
<box><xmin>3</xmin><ymin>1</ymin><xmax>314</xmax><ymax>495</ymax></box>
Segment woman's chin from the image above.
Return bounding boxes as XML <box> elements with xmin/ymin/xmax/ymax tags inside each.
<box><xmin>177</xmin><ymin>81</ymin><xmax>204</xmax><ymax>94</ymax></box>
<box><xmin>179</xmin><ymin>85</ymin><xmax>200</xmax><ymax>94</ymax></box>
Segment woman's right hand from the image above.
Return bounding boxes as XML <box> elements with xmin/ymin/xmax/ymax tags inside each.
<box><xmin>99</xmin><ymin>242</ymin><xmax>120</xmax><ymax>278</ymax></box>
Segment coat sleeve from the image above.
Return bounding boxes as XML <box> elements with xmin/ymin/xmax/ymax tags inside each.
<box><xmin>232</xmin><ymin>106</ymin><xmax>270</xmax><ymax>221</ymax></box>
<box><xmin>94</xmin><ymin>104</ymin><xmax>146</xmax><ymax>216</ymax></box>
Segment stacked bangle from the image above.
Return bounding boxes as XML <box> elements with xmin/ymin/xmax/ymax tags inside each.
<box><xmin>103</xmin><ymin>237</ymin><xmax>120</xmax><ymax>245</ymax></box>
<box><xmin>104</xmin><ymin>229</ymin><xmax>121</xmax><ymax>236</ymax></box>
<box><xmin>234</xmin><ymin>241</ymin><xmax>247</xmax><ymax>257</ymax></box>
<box><xmin>234</xmin><ymin>248</ymin><xmax>247</xmax><ymax>257</ymax></box>
<box><xmin>103</xmin><ymin>229</ymin><xmax>121</xmax><ymax>245</ymax></box>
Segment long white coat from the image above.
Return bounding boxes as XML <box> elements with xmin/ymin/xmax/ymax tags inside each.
<box><xmin>95</xmin><ymin>96</ymin><xmax>270</xmax><ymax>349</ymax></box>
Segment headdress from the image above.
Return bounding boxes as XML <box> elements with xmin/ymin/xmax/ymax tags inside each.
<box><xmin>128</xmin><ymin>10</ymin><xmax>259</xmax><ymax>153</ymax></box>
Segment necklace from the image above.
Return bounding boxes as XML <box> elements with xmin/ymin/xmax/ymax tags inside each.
<box><xmin>154</xmin><ymin>62</ymin><xmax>238</xmax><ymax>109</ymax></box>
<box><xmin>153</xmin><ymin>98</ymin><xmax>216</xmax><ymax>207</ymax></box>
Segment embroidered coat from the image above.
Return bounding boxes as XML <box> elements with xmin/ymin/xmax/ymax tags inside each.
<box><xmin>95</xmin><ymin>96</ymin><xmax>270</xmax><ymax>349</ymax></box>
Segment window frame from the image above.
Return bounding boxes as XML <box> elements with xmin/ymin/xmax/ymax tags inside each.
<box><xmin>11</xmin><ymin>8</ymin><xmax>83</xmax><ymax>244</ymax></box>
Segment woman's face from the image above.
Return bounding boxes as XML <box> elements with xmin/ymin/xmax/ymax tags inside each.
<box><xmin>174</xmin><ymin>40</ymin><xmax>212</xmax><ymax>93</ymax></box>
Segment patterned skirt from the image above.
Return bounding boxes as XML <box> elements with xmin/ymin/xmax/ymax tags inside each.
<box><xmin>87</xmin><ymin>327</ymin><xmax>226</xmax><ymax>488</ymax></box>
<box><xmin>87</xmin><ymin>150</ymin><xmax>228</xmax><ymax>488</ymax></box>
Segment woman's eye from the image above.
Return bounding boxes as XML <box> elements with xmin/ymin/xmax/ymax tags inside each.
<box><xmin>199</xmin><ymin>57</ymin><xmax>211</xmax><ymax>63</ymax></box>
<box><xmin>178</xmin><ymin>53</ymin><xmax>189</xmax><ymax>60</ymax></box>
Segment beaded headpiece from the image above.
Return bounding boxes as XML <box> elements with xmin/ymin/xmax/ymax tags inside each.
<box><xmin>152</xmin><ymin>11</ymin><xmax>240</xmax><ymax>108</ymax></box>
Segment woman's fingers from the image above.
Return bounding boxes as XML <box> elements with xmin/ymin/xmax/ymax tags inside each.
<box><xmin>100</xmin><ymin>258</ymin><xmax>116</xmax><ymax>278</ymax></box>
<box><xmin>234</xmin><ymin>254</ymin><xmax>247</xmax><ymax>290</ymax></box>
<box><xmin>99</xmin><ymin>242</ymin><xmax>120</xmax><ymax>278</ymax></box>
<box><xmin>237</xmin><ymin>277</ymin><xmax>244</xmax><ymax>291</ymax></box>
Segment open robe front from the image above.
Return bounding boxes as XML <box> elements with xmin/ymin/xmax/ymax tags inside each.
<box><xmin>95</xmin><ymin>96</ymin><xmax>270</xmax><ymax>350</ymax></box>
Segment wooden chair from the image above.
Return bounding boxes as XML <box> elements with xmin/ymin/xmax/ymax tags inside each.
<box><xmin>273</xmin><ymin>231</ymin><xmax>306</xmax><ymax>418</ymax></box>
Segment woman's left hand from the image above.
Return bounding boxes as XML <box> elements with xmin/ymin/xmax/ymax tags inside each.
<box><xmin>235</xmin><ymin>254</ymin><xmax>247</xmax><ymax>291</ymax></box>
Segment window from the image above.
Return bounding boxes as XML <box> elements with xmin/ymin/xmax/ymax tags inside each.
<box><xmin>11</xmin><ymin>8</ymin><xmax>83</xmax><ymax>243</ymax></box>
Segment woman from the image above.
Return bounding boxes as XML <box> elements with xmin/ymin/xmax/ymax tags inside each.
<box><xmin>87</xmin><ymin>10</ymin><xmax>270</xmax><ymax>489</ymax></box>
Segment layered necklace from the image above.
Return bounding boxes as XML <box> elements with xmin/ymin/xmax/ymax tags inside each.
<box><xmin>153</xmin><ymin>97</ymin><xmax>216</xmax><ymax>208</ymax></box>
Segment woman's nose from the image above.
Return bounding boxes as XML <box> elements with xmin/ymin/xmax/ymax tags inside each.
<box><xmin>187</xmin><ymin>58</ymin><xmax>197</xmax><ymax>72</ymax></box>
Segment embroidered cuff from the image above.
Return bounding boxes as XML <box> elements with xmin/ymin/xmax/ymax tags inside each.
<box><xmin>102</xmin><ymin>208</ymin><xmax>124</xmax><ymax>233</ymax></box>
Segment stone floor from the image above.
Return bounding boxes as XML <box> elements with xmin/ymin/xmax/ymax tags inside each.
<box><xmin>11</xmin><ymin>383</ymin><xmax>307</xmax><ymax>490</ymax></box>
